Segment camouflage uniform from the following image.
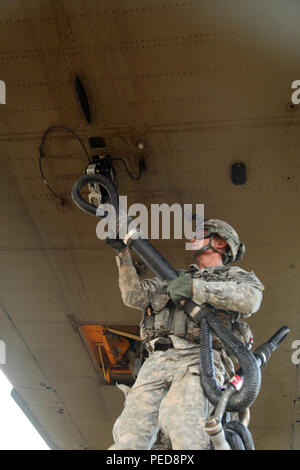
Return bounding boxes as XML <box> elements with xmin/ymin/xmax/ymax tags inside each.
<box><xmin>108</xmin><ymin>248</ymin><xmax>264</xmax><ymax>450</ymax></box>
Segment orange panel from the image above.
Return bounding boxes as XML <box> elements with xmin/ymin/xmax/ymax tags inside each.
<box><xmin>79</xmin><ymin>324</ymin><xmax>132</xmax><ymax>383</ymax></box>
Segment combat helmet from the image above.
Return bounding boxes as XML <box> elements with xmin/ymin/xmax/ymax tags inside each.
<box><xmin>194</xmin><ymin>218</ymin><xmax>245</xmax><ymax>265</ymax></box>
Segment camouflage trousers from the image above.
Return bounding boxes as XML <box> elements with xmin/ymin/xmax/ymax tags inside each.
<box><xmin>108</xmin><ymin>345</ymin><xmax>226</xmax><ymax>450</ymax></box>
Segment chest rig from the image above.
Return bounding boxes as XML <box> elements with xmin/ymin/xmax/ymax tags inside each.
<box><xmin>140</xmin><ymin>265</ymin><xmax>244</xmax><ymax>347</ymax></box>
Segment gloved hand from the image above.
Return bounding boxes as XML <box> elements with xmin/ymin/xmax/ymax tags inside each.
<box><xmin>167</xmin><ymin>272</ymin><xmax>193</xmax><ymax>304</ymax></box>
<box><xmin>105</xmin><ymin>237</ymin><xmax>127</xmax><ymax>254</ymax></box>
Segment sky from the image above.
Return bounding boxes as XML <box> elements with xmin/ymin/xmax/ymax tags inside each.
<box><xmin>0</xmin><ymin>369</ymin><xmax>49</xmax><ymax>450</ymax></box>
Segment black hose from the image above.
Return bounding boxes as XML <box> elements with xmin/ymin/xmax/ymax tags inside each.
<box><xmin>223</xmin><ymin>429</ymin><xmax>245</xmax><ymax>450</ymax></box>
<box><xmin>71</xmin><ymin>174</ymin><xmax>178</xmax><ymax>280</ymax></box>
<box><xmin>223</xmin><ymin>421</ymin><xmax>254</xmax><ymax>450</ymax></box>
<box><xmin>129</xmin><ymin>238</ymin><xmax>178</xmax><ymax>281</ymax></box>
<box><xmin>199</xmin><ymin>315</ymin><xmax>261</xmax><ymax>412</ymax></box>
<box><xmin>253</xmin><ymin>325</ymin><xmax>290</xmax><ymax>366</ymax></box>
<box><xmin>71</xmin><ymin>174</ymin><xmax>119</xmax><ymax>216</ymax></box>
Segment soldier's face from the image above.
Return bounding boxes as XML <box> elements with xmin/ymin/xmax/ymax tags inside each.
<box><xmin>190</xmin><ymin>228</ymin><xmax>211</xmax><ymax>252</ymax></box>
<box><xmin>190</xmin><ymin>230</ymin><xmax>226</xmax><ymax>255</ymax></box>
<box><xmin>190</xmin><ymin>236</ymin><xmax>210</xmax><ymax>251</ymax></box>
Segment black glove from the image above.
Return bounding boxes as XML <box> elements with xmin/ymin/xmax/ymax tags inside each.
<box><xmin>105</xmin><ymin>237</ymin><xmax>127</xmax><ymax>254</ymax></box>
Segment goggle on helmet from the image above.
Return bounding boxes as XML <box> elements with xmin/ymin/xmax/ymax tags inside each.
<box><xmin>193</xmin><ymin>218</ymin><xmax>245</xmax><ymax>265</ymax></box>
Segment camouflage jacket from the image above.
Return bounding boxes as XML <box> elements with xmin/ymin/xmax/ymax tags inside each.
<box><xmin>115</xmin><ymin>249</ymin><xmax>264</xmax><ymax>368</ymax></box>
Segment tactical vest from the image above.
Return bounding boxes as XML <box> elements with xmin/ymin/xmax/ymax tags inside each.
<box><xmin>140</xmin><ymin>265</ymin><xmax>254</xmax><ymax>356</ymax></box>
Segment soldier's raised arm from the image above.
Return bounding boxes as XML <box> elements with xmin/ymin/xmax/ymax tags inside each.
<box><xmin>108</xmin><ymin>243</ymin><xmax>167</xmax><ymax>311</ymax></box>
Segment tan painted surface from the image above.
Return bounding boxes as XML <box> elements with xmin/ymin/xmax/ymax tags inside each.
<box><xmin>0</xmin><ymin>0</ymin><xmax>299</xmax><ymax>449</ymax></box>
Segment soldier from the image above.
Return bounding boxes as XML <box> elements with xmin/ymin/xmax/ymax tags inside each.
<box><xmin>106</xmin><ymin>219</ymin><xmax>264</xmax><ymax>450</ymax></box>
